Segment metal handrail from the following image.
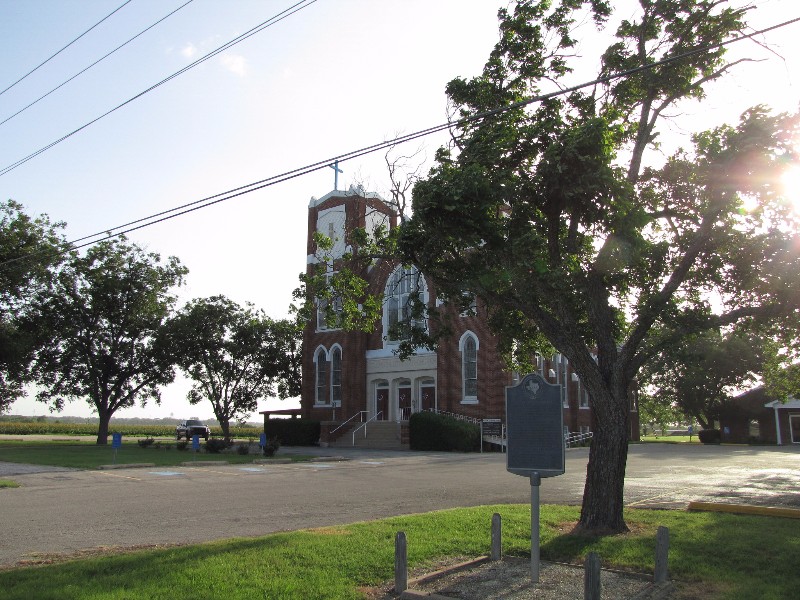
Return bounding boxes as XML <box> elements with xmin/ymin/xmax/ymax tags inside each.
<box><xmin>330</xmin><ymin>411</ymin><xmax>367</xmax><ymax>435</ymax></box>
<box><xmin>422</xmin><ymin>408</ymin><xmax>481</xmax><ymax>426</ymax></box>
<box><xmin>352</xmin><ymin>411</ymin><xmax>383</xmax><ymax>445</ymax></box>
<box><xmin>565</xmin><ymin>431</ymin><xmax>593</xmax><ymax>447</ymax></box>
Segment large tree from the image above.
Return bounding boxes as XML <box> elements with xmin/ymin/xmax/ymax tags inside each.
<box><xmin>168</xmin><ymin>296</ymin><xmax>302</xmax><ymax>442</ymax></box>
<box><xmin>402</xmin><ymin>0</ymin><xmax>799</xmax><ymax>533</ymax></box>
<box><xmin>30</xmin><ymin>237</ymin><xmax>187</xmax><ymax>444</ymax></box>
<box><xmin>640</xmin><ymin>328</ymin><xmax>765</xmax><ymax>430</ymax></box>
<box><xmin>307</xmin><ymin>0</ymin><xmax>800</xmax><ymax>534</ymax></box>
<box><xmin>0</xmin><ymin>200</ymin><xmax>68</xmax><ymax>413</ymax></box>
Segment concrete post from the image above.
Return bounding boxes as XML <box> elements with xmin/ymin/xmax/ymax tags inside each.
<box><xmin>655</xmin><ymin>526</ymin><xmax>669</xmax><ymax>583</ymax></box>
<box><xmin>395</xmin><ymin>531</ymin><xmax>407</xmax><ymax>593</ymax></box>
<box><xmin>491</xmin><ymin>513</ymin><xmax>502</xmax><ymax>561</ymax></box>
<box><xmin>584</xmin><ymin>552</ymin><xmax>601</xmax><ymax>600</ymax></box>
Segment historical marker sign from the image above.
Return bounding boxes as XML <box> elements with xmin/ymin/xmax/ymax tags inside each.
<box><xmin>505</xmin><ymin>373</ymin><xmax>565</xmax><ymax>478</ymax></box>
<box><xmin>505</xmin><ymin>372</ymin><xmax>566</xmax><ymax>584</ymax></box>
<box><xmin>482</xmin><ymin>419</ymin><xmax>502</xmax><ymax>437</ymax></box>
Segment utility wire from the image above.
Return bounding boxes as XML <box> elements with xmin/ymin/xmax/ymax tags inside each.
<box><xmin>67</xmin><ymin>15</ymin><xmax>800</xmax><ymax>249</ymax></box>
<box><xmin>0</xmin><ymin>0</ymin><xmax>319</xmax><ymax>178</ymax></box>
<box><xmin>2</xmin><ymin>14</ymin><xmax>799</xmax><ymax>268</ymax></box>
<box><xmin>0</xmin><ymin>0</ymin><xmax>195</xmax><ymax>128</ymax></box>
<box><xmin>0</xmin><ymin>0</ymin><xmax>134</xmax><ymax>98</ymax></box>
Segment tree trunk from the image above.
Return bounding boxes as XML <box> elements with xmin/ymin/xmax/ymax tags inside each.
<box><xmin>220</xmin><ymin>417</ymin><xmax>231</xmax><ymax>443</ymax></box>
<box><xmin>576</xmin><ymin>386</ymin><xmax>630</xmax><ymax>534</ymax></box>
<box><xmin>96</xmin><ymin>407</ymin><xmax>112</xmax><ymax>445</ymax></box>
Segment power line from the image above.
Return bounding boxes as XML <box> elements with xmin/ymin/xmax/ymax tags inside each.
<box><xmin>0</xmin><ymin>0</ymin><xmax>195</xmax><ymax>129</ymax></box>
<box><xmin>0</xmin><ymin>0</ymin><xmax>134</xmax><ymax>98</ymax></box>
<box><xmin>66</xmin><ymin>15</ymin><xmax>800</xmax><ymax>249</ymax></box>
<box><xmin>2</xmin><ymin>14</ymin><xmax>799</xmax><ymax>269</ymax></box>
<box><xmin>0</xmin><ymin>0</ymin><xmax>320</xmax><ymax>178</ymax></box>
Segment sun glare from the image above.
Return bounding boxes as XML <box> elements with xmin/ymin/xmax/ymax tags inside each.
<box><xmin>782</xmin><ymin>165</ymin><xmax>800</xmax><ymax>214</ymax></box>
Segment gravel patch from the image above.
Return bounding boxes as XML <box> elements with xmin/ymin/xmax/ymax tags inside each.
<box><xmin>389</xmin><ymin>557</ymin><xmax>675</xmax><ymax>600</ymax></box>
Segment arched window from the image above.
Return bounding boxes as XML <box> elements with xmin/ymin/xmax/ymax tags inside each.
<box><xmin>460</xmin><ymin>332</ymin><xmax>478</xmax><ymax>403</ymax></box>
<box><xmin>330</xmin><ymin>346</ymin><xmax>342</xmax><ymax>406</ymax></box>
<box><xmin>314</xmin><ymin>347</ymin><xmax>328</xmax><ymax>405</ymax></box>
<box><xmin>384</xmin><ymin>265</ymin><xmax>428</xmax><ymax>342</ymax></box>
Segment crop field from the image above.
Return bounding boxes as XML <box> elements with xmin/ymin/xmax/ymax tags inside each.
<box><xmin>0</xmin><ymin>421</ymin><xmax>263</xmax><ymax>439</ymax></box>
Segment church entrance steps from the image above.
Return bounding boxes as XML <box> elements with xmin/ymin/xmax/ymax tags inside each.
<box><xmin>329</xmin><ymin>421</ymin><xmax>410</xmax><ymax>450</ymax></box>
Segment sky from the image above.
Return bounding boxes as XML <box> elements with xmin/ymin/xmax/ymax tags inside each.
<box><xmin>1</xmin><ymin>0</ymin><xmax>798</xmax><ymax>421</ymax></box>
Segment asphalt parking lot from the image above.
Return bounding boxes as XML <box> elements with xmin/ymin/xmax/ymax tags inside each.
<box><xmin>0</xmin><ymin>442</ymin><xmax>798</xmax><ymax>569</ymax></box>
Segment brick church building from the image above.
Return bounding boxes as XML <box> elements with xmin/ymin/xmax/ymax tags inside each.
<box><xmin>299</xmin><ymin>187</ymin><xmax>639</xmax><ymax>447</ymax></box>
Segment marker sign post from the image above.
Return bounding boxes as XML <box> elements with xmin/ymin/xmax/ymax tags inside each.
<box><xmin>506</xmin><ymin>373</ymin><xmax>565</xmax><ymax>583</ymax></box>
<box><xmin>192</xmin><ymin>434</ymin><xmax>200</xmax><ymax>461</ymax></box>
<box><xmin>111</xmin><ymin>433</ymin><xmax>122</xmax><ymax>465</ymax></box>
<box><xmin>259</xmin><ymin>433</ymin><xmax>267</xmax><ymax>450</ymax></box>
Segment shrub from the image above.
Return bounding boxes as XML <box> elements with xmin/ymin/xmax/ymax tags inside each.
<box><xmin>137</xmin><ymin>438</ymin><xmax>155</xmax><ymax>448</ymax></box>
<box><xmin>204</xmin><ymin>438</ymin><xmax>231</xmax><ymax>454</ymax></box>
<box><xmin>264</xmin><ymin>419</ymin><xmax>320</xmax><ymax>446</ymax></box>
<box><xmin>176</xmin><ymin>441</ymin><xmax>188</xmax><ymax>451</ymax></box>
<box><xmin>409</xmin><ymin>412</ymin><xmax>480</xmax><ymax>452</ymax></box>
<box><xmin>236</xmin><ymin>443</ymin><xmax>250</xmax><ymax>455</ymax></box>
<box><xmin>698</xmin><ymin>429</ymin><xmax>721</xmax><ymax>444</ymax></box>
<box><xmin>262</xmin><ymin>436</ymin><xmax>281</xmax><ymax>457</ymax></box>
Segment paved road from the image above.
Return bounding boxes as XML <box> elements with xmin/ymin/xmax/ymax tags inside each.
<box><xmin>0</xmin><ymin>443</ymin><xmax>798</xmax><ymax>568</ymax></box>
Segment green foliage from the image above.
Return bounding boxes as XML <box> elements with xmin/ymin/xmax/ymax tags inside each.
<box><xmin>640</xmin><ymin>327</ymin><xmax>764</xmax><ymax>430</ymax></box>
<box><xmin>0</xmin><ymin>200</ymin><xmax>69</xmax><ymax>413</ymax></box>
<box><xmin>28</xmin><ymin>237</ymin><xmax>187</xmax><ymax>444</ymax></box>
<box><xmin>235</xmin><ymin>443</ymin><xmax>250</xmax><ymax>455</ymax></box>
<box><xmin>203</xmin><ymin>438</ymin><xmax>231</xmax><ymax>454</ymax></box>
<box><xmin>166</xmin><ymin>295</ymin><xmax>302</xmax><ymax>441</ymax></box>
<box><xmin>409</xmin><ymin>412</ymin><xmax>480</xmax><ymax>452</ymax></box>
<box><xmin>262</xmin><ymin>436</ymin><xmax>280</xmax><ymax>457</ymax></box>
<box><xmin>264</xmin><ymin>419</ymin><xmax>320</xmax><ymax>446</ymax></box>
<box><xmin>136</xmin><ymin>438</ymin><xmax>155</xmax><ymax>448</ymax></box>
<box><xmin>698</xmin><ymin>429</ymin><xmax>721</xmax><ymax>444</ymax></box>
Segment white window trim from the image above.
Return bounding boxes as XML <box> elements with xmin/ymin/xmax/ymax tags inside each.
<box><xmin>459</xmin><ymin>331</ymin><xmax>479</xmax><ymax>404</ymax></box>
<box><xmin>330</xmin><ymin>344</ymin><xmax>342</xmax><ymax>407</ymax></box>
<box><xmin>314</xmin><ymin>346</ymin><xmax>330</xmax><ymax>406</ymax></box>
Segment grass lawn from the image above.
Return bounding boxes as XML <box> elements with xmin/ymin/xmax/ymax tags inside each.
<box><xmin>0</xmin><ymin>505</ymin><xmax>797</xmax><ymax>599</ymax></box>
<box><xmin>639</xmin><ymin>435</ymin><xmax>700</xmax><ymax>443</ymax></box>
<box><xmin>0</xmin><ymin>440</ymin><xmax>309</xmax><ymax>469</ymax></box>
<box><xmin>0</xmin><ymin>478</ymin><xmax>20</xmax><ymax>488</ymax></box>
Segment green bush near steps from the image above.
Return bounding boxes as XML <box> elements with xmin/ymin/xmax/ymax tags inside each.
<box><xmin>264</xmin><ymin>419</ymin><xmax>320</xmax><ymax>446</ymax></box>
<box><xmin>409</xmin><ymin>411</ymin><xmax>480</xmax><ymax>452</ymax></box>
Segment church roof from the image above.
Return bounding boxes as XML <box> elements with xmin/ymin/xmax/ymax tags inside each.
<box><xmin>308</xmin><ymin>185</ymin><xmax>386</xmax><ymax>208</ymax></box>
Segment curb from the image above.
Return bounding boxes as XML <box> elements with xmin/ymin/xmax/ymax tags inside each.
<box><xmin>400</xmin><ymin>556</ymin><xmax>491</xmax><ymax>598</ymax></box>
<box><xmin>97</xmin><ymin>463</ymin><xmax>156</xmax><ymax>470</ymax></box>
<box><xmin>180</xmin><ymin>461</ymin><xmax>229</xmax><ymax>467</ymax></box>
<box><xmin>252</xmin><ymin>458</ymin><xmax>293</xmax><ymax>464</ymax></box>
<box><xmin>687</xmin><ymin>501</ymin><xmax>800</xmax><ymax>519</ymax></box>
<box><xmin>400</xmin><ymin>591</ymin><xmax>453</xmax><ymax>599</ymax></box>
